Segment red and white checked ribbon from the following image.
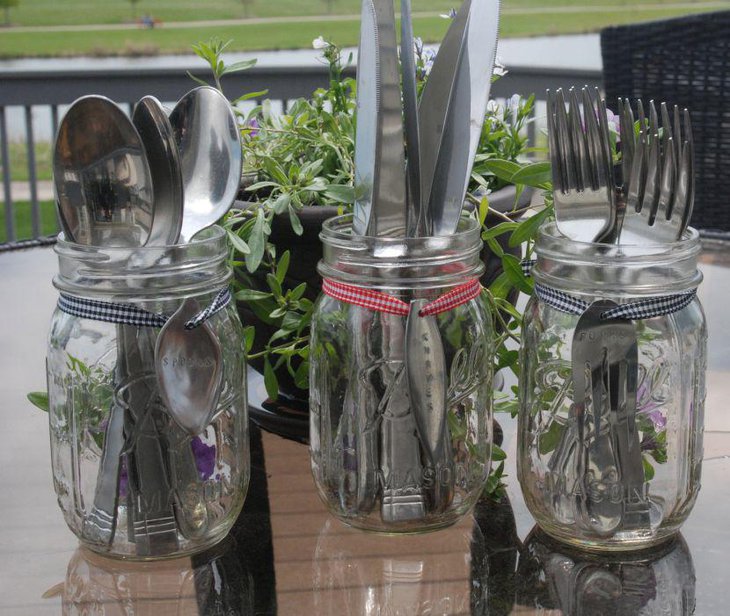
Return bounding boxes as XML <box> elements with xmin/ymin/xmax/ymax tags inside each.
<box><xmin>321</xmin><ymin>278</ymin><xmax>482</xmax><ymax>317</ymax></box>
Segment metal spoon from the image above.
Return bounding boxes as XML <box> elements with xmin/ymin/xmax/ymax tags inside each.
<box><xmin>132</xmin><ymin>96</ymin><xmax>184</xmax><ymax>246</ymax></box>
<box><xmin>169</xmin><ymin>86</ymin><xmax>243</xmax><ymax>243</ymax></box>
<box><xmin>53</xmin><ymin>95</ymin><xmax>155</xmax><ymax>247</ymax></box>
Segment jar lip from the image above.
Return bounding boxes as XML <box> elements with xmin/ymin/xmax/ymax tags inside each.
<box><xmin>54</xmin><ymin>225</ymin><xmax>226</xmax><ymax>259</ymax></box>
<box><xmin>537</xmin><ymin>221</ymin><xmax>701</xmax><ymax>257</ymax></box>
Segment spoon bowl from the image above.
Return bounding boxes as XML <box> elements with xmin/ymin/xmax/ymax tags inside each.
<box><xmin>53</xmin><ymin>95</ymin><xmax>154</xmax><ymax>247</ymax></box>
<box><xmin>169</xmin><ymin>86</ymin><xmax>242</xmax><ymax>243</ymax></box>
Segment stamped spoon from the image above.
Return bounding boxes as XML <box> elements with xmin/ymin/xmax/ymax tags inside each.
<box><xmin>169</xmin><ymin>86</ymin><xmax>243</xmax><ymax>243</ymax></box>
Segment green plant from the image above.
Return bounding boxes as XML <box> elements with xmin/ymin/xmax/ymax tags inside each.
<box><xmin>190</xmin><ymin>36</ymin><xmax>550</xmax><ymax>500</ymax></box>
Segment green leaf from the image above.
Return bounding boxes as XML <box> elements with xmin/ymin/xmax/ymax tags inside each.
<box><xmin>234</xmin><ymin>89</ymin><xmax>269</xmax><ymax>104</ymax></box>
<box><xmin>242</xmin><ymin>326</ymin><xmax>255</xmax><ymax>354</ymax></box>
<box><xmin>502</xmin><ymin>254</ymin><xmax>534</xmax><ymax>294</ymax></box>
<box><xmin>246</xmin><ymin>209</ymin><xmax>267</xmax><ymax>273</ymax></box>
<box><xmin>221</xmin><ymin>59</ymin><xmax>257</xmax><ymax>75</ymax></box>
<box><xmin>324</xmin><ymin>184</ymin><xmax>356</xmax><ymax>204</ymax></box>
<box><xmin>288</xmin><ymin>204</ymin><xmax>304</xmax><ymax>236</ymax></box>
<box><xmin>235</xmin><ymin>288</ymin><xmax>273</xmax><ymax>302</ymax></box>
<box><xmin>478</xmin><ymin>196</ymin><xmax>490</xmax><ymax>226</ymax></box>
<box><xmin>482</xmin><ymin>159</ymin><xmax>521</xmax><ymax>183</ymax></box>
<box><xmin>276</xmin><ymin>251</ymin><xmax>291</xmax><ymax>284</ymax></box>
<box><xmin>496</xmin><ymin>349</ymin><xmax>519</xmax><ymax>371</ymax></box>
<box><xmin>266</xmin><ymin>273</ymin><xmax>283</xmax><ymax>298</ymax></box>
<box><xmin>508</xmin><ymin>207</ymin><xmax>552</xmax><ymax>248</ymax></box>
<box><xmin>491</xmin><ymin>444</ymin><xmax>507</xmax><ymax>462</ymax></box>
<box><xmin>539</xmin><ymin>421</ymin><xmax>566</xmax><ymax>455</ymax></box>
<box><xmin>27</xmin><ymin>391</ymin><xmax>49</xmax><ymax>412</ymax></box>
<box><xmin>482</xmin><ymin>221</ymin><xmax>518</xmax><ymax>240</ymax></box>
<box><xmin>510</xmin><ymin>161</ymin><xmax>553</xmax><ymax>188</ymax></box>
<box><xmin>289</xmin><ymin>282</ymin><xmax>307</xmax><ymax>301</ymax></box>
<box><xmin>294</xmin><ymin>361</ymin><xmax>309</xmax><ymax>389</ymax></box>
<box><xmin>186</xmin><ymin>71</ymin><xmax>211</xmax><ymax>88</ymax></box>
<box><xmin>264</xmin><ymin>359</ymin><xmax>279</xmax><ymax>401</ymax></box>
<box><xmin>226</xmin><ymin>230</ymin><xmax>250</xmax><ymax>255</ymax></box>
<box><xmin>642</xmin><ymin>456</ymin><xmax>655</xmax><ymax>481</ymax></box>
<box><xmin>272</xmin><ymin>193</ymin><xmax>291</xmax><ymax>215</ymax></box>
<box><xmin>489</xmin><ymin>272</ymin><xmax>512</xmax><ymax>300</ymax></box>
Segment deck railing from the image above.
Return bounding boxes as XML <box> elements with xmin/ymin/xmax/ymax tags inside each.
<box><xmin>0</xmin><ymin>64</ymin><xmax>601</xmax><ymax>248</ymax></box>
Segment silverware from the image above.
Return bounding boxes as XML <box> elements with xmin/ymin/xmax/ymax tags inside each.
<box><xmin>400</xmin><ymin>0</ymin><xmax>425</xmax><ymax>238</ymax></box>
<box><xmin>132</xmin><ymin>96</ymin><xmax>184</xmax><ymax>246</ymax></box>
<box><xmin>419</xmin><ymin>0</ymin><xmax>501</xmax><ymax>236</ymax></box>
<box><xmin>405</xmin><ymin>300</ymin><xmax>452</xmax><ymax>512</ymax></box>
<box><xmin>169</xmin><ymin>86</ymin><xmax>242</xmax><ymax>243</ymax></box>
<box><xmin>352</xmin><ymin>0</ymin><xmax>407</xmax><ymax>237</ymax></box>
<box><xmin>548</xmin><ymin>87</ymin><xmax>616</xmax><ymax>243</ymax></box>
<box><xmin>155</xmin><ymin>298</ymin><xmax>224</xmax><ymax>436</ymax></box>
<box><xmin>618</xmin><ymin>100</ymin><xmax>694</xmax><ymax>244</ymax></box>
<box><xmin>53</xmin><ymin>95</ymin><xmax>155</xmax><ymax>247</ymax></box>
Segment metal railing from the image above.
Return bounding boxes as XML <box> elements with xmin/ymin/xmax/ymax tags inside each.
<box><xmin>0</xmin><ymin>64</ymin><xmax>601</xmax><ymax>248</ymax></box>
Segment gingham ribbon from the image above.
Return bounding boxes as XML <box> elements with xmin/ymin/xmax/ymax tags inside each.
<box><xmin>321</xmin><ymin>278</ymin><xmax>482</xmax><ymax>317</ymax></box>
<box><xmin>521</xmin><ymin>260</ymin><xmax>697</xmax><ymax>320</ymax></box>
<box><xmin>57</xmin><ymin>288</ymin><xmax>231</xmax><ymax>330</ymax></box>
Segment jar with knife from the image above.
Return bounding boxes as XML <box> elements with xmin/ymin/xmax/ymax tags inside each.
<box><xmin>47</xmin><ymin>90</ymin><xmax>249</xmax><ymax>558</ymax></box>
<box><xmin>309</xmin><ymin>0</ymin><xmax>500</xmax><ymax>532</ymax></box>
<box><xmin>517</xmin><ymin>90</ymin><xmax>707</xmax><ymax>551</ymax></box>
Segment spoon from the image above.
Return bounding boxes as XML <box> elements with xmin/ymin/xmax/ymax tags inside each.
<box><xmin>53</xmin><ymin>95</ymin><xmax>155</xmax><ymax>247</ymax></box>
<box><xmin>132</xmin><ymin>96</ymin><xmax>184</xmax><ymax>246</ymax></box>
<box><xmin>169</xmin><ymin>86</ymin><xmax>242</xmax><ymax>243</ymax></box>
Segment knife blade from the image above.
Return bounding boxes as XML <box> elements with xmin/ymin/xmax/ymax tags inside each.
<box><xmin>352</xmin><ymin>0</ymin><xmax>407</xmax><ymax>237</ymax></box>
<box><xmin>419</xmin><ymin>0</ymin><xmax>501</xmax><ymax>236</ymax></box>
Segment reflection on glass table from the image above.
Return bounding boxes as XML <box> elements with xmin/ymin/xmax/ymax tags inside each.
<box><xmin>515</xmin><ymin>527</ymin><xmax>695</xmax><ymax>615</ymax></box>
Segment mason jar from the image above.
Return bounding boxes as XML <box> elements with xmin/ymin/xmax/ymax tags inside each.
<box><xmin>310</xmin><ymin>215</ymin><xmax>494</xmax><ymax>533</ymax></box>
<box><xmin>47</xmin><ymin>226</ymin><xmax>249</xmax><ymax>559</ymax></box>
<box><xmin>518</xmin><ymin>222</ymin><xmax>706</xmax><ymax>551</ymax></box>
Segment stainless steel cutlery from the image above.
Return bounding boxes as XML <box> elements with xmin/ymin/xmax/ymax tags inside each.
<box><xmin>547</xmin><ymin>89</ymin><xmax>695</xmax><ymax>536</ymax></box>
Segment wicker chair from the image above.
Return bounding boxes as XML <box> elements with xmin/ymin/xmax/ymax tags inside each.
<box><xmin>601</xmin><ymin>11</ymin><xmax>730</xmax><ymax>233</ymax></box>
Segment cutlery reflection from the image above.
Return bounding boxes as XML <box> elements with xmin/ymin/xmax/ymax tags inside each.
<box><xmin>515</xmin><ymin>528</ymin><xmax>695</xmax><ymax>616</ymax></box>
<box><xmin>51</xmin><ymin>537</ymin><xmax>253</xmax><ymax>615</ymax></box>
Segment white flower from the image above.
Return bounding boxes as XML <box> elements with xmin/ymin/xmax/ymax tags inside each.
<box><xmin>312</xmin><ymin>36</ymin><xmax>329</xmax><ymax>50</ymax></box>
<box><xmin>493</xmin><ymin>57</ymin><xmax>507</xmax><ymax>78</ymax></box>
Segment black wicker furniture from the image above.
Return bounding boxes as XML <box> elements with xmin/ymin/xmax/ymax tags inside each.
<box><xmin>601</xmin><ymin>11</ymin><xmax>730</xmax><ymax>233</ymax></box>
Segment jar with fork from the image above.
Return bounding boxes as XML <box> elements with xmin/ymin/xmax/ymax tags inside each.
<box><xmin>517</xmin><ymin>221</ymin><xmax>706</xmax><ymax>551</ymax></box>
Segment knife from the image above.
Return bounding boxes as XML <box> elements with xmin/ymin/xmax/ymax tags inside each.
<box><xmin>419</xmin><ymin>0</ymin><xmax>501</xmax><ymax>236</ymax></box>
<box><xmin>352</xmin><ymin>0</ymin><xmax>407</xmax><ymax>237</ymax></box>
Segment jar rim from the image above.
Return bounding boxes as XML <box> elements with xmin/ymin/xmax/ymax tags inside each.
<box><xmin>318</xmin><ymin>214</ymin><xmax>485</xmax><ymax>289</ymax></box>
<box><xmin>534</xmin><ymin>222</ymin><xmax>703</xmax><ymax>296</ymax></box>
<box><xmin>53</xmin><ymin>225</ymin><xmax>231</xmax><ymax>299</ymax></box>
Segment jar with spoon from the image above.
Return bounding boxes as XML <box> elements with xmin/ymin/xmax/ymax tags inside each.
<box><xmin>517</xmin><ymin>91</ymin><xmax>707</xmax><ymax>551</ymax></box>
<box><xmin>47</xmin><ymin>91</ymin><xmax>248</xmax><ymax>558</ymax></box>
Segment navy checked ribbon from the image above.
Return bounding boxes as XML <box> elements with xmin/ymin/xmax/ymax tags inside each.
<box><xmin>58</xmin><ymin>288</ymin><xmax>232</xmax><ymax>330</ymax></box>
<box><xmin>521</xmin><ymin>260</ymin><xmax>697</xmax><ymax>320</ymax></box>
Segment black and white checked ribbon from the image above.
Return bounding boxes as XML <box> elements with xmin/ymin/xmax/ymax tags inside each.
<box><xmin>58</xmin><ymin>288</ymin><xmax>232</xmax><ymax>330</ymax></box>
<box><xmin>521</xmin><ymin>260</ymin><xmax>697</xmax><ymax>320</ymax></box>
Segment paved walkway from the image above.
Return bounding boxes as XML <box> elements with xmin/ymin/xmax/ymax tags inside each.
<box><xmin>5</xmin><ymin>2</ymin><xmax>729</xmax><ymax>34</ymax></box>
<box><xmin>2</xmin><ymin>181</ymin><xmax>53</xmax><ymax>203</ymax></box>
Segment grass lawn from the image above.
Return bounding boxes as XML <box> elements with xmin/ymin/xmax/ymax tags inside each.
<box><xmin>2</xmin><ymin>0</ymin><xmax>721</xmax><ymax>27</ymax></box>
<box><xmin>0</xmin><ymin>5</ymin><xmax>723</xmax><ymax>57</ymax></box>
<box><xmin>0</xmin><ymin>200</ymin><xmax>58</xmax><ymax>243</ymax></box>
<box><xmin>2</xmin><ymin>142</ymin><xmax>53</xmax><ymax>183</ymax></box>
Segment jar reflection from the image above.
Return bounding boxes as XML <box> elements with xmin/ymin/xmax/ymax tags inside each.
<box><xmin>312</xmin><ymin>494</ymin><xmax>520</xmax><ymax>615</ymax></box>
<box><xmin>514</xmin><ymin>528</ymin><xmax>696</xmax><ymax>615</ymax></box>
<box><xmin>60</xmin><ymin>537</ymin><xmax>253</xmax><ymax>615</ymax></box>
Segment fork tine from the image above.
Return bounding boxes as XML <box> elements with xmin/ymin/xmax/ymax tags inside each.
<box><xmin>555</xmin><ymin>89</ymin><xmax>577</xmax><ymax>191</ymax></box>
<box><xmin>683</xmin><ymin>108</ymin><xmax>696</xmax><ymax>228</ymax></box>
<box><xmin>627</xmin><ymin>133</ymin><xmax>647</xmax><ymax>213</ymax></box>
<box><xmin>655</xmin><ymin>137</ymin><xmax>676</xmax><ymax>222</ymax></box>
<box><xmin>596</xmin><ymin>93</ymin><xmax>614</xmax><ymax>186</ymax></box>
<box><xmin>641</xmin><ymin>135</ymin><xmax>661</xmax><ymax>222</ymax></box>
<box><xmin>672</xmin><ymin>140</ymin><xmax>692</xmax><ymax>237</ymax></box>
<box><xmin>619</xmin><ymin>98</ymin><xmax>635</xmax><ymax>188</ymax></box>
<box><xmin>660</xmin><ymin>102</ymin><xmax>672</xmax><ymax>160</ymax></box>
<box><xmin>569</xmin><ymin>88</ymin><xmax>590</xmax><ymax>191</ymax></box>
<box><xmin>581</xmin><ymin>88</ymin><xmax>604</xmax><ymax>189</ymax></box>
<box><xmin>637</xmin><ymin>99</ymin><xmax>647</xmax><ymax>137</ymax></box>
<box><xmin>546</xmin><ymin>90</ymin><xmax>563</xmax><ymax>192</ymax></box>
<box><xmin>673</xmin><ymin>105</ymin><xmax>683</xmax><ymax>172</ymax></box>
<box><xmin>649</xmin><ymin>100</ymin><xmax>659</xmax><ymax>137</ymax></box>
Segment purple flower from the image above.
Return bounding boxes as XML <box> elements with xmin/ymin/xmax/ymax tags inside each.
<box><xmin>244</xmin><ymin>118</ymin><xmax>259</xmax><ymax>139</ymax></box>
<box><xmin>191</xmin><ymin>437</ymin><xmax>217</xmax><ymax>480</ymax></box>
<box><xmin>636</xmin><ymin>380</ymin><xmax>667</xmax><ymax>431</ymax></box>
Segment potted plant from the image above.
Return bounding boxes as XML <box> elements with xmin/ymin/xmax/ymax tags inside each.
<box><xmin>192</xmin><ymin>37</ymin><xmax>552</xmax><ymax>463</ymax></box>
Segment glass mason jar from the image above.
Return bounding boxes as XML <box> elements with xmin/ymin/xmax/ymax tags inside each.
<box><xmin>518</xmin><ymin>222</ymin><xmax>706</xmax><ymax>551</ymax></box>
<box><xmin>310</xmin><ymin>215</ymin><xmax>495</xmax><ymax>533</ymax></box>
<box><xmin>47</xmin><ymin>226</ymin><xmax>249</xmax><ymax>559</ymax></box>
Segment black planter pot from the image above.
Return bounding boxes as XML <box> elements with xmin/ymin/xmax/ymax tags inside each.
<box><xmin>236</xmin><ymin>185</ymin><xmax>532</xmax><ymax>441</ymax></box>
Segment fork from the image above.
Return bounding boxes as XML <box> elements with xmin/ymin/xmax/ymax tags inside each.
<box><xmin>618</xmin><ymin>99</ymin><xmax>694</xmax><ymax>244</ymax></box>
<box><xmin>548</xmin><ymin>87</ymin><xmax>617</xmax><ymax>243</ymax></box>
